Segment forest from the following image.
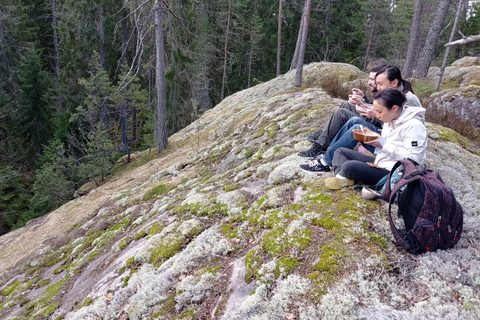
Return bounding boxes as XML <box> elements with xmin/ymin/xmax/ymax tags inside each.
<box><xmin>0</xmin><ymin>0</ymin><xmax>479</xmax><ymax>235</ymax></box>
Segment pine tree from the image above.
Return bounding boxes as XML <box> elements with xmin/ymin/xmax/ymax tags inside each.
<box><xmin>78</xmin><ymin>123</ymin><xmax>115</xmax><ymax>184</ymax></box>
<box><xmin>30</xmin><ymin>139</ymin><xmax>74</xmax><ymax>217</ymax></box>
<box><xmin>16</xmin><ymin>47</ymin><xmax>54</xmax><ymax>160</ymax></box>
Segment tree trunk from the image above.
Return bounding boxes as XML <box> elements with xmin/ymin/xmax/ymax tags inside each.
<box><xmin>294</xmin><ymin>0</ymin><xmax>312</xmax><ymax>87</ymax></box>
<box><xmin>290</xmin><ymin>0</ymin><xmax>307</xmax><ymax>71</ymax></box>
<box><xmin>155</xmin><ymin>0</ymin><xmax>168</xmax><ymax>153</ymax></box>
<box><xmin>276</xmin><ymin>0</ymin><xmax>282</xmax><ymax>77</ymax></box>
<box><xmin>436</xmin><ymin>0</ymin><xmax>464</xmax><ymax>90</ymax></box>
<box><xmin>403</xmin><ymin>0</ymin><xmax>424</xmax><ymax>78</ymax></box>
<box><xmin>413</xmin><ymin>0</ymin><xmax>451</xmax><ymax>78</ymax></box>
<box><xmin>51</xmin><ymin>0</ymin><xmax>63</xmax><ymax>113</ymax></box>
<box><xmin>120</xmin><ymin>6</ymin><xmax>129</xmax><ymax>156</ymax></box>
<box><xmin>363</xmin><ymin>0</ymin><xmax>380</xmax><ymax>71</ymax></box>
<box><xmin>247</xmin><ymin>40</ymin><xmax>254</xmax><ymax>88</ymax></box>
<box><xmin>220</xmin><ymin>1</ymin><xmax>231</xmax><ymax>101</ymax></box>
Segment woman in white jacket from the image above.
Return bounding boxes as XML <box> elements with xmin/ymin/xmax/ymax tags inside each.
<box><xmin>325</xmin><ymin>88</ymin><xmax>427</xmax><ymax>190</ymax></box>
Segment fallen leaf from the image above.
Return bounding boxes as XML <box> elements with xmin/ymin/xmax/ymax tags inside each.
<box><xmin>106</xmin><ymin>295</ymin><xmax>113</xmax><ymax>302</ymax></box>
<box><xmin>412</xmin><ymin>296</ymin><xmax>428</xmax><ymax>304</ymax></box>
<box><xmin>284</xmin><ymin>312</ymin><xmax>294</xmax><ymax>319</ymax></box>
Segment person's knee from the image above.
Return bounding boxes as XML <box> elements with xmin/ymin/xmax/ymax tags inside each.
<box><xmin>341</xmin><ymin>161</ymin><xmax>361</xmax><ymax>179</ymax></box>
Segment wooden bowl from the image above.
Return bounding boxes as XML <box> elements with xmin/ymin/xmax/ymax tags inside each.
<box><xmin>352</xmin><ymin>129</ymin><xmax>379</xmax><ymax>142</ymax></box>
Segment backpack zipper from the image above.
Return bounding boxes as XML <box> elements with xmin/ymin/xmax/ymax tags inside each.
<box><xmin>435</xmin><ymin>185</ymin><xmax>444</xmax><ymax>228</ymax></box>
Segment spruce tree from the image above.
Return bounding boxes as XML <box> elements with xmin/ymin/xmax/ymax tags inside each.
<box><xmin>16</xmin><ymin>47</ymin><xmax>54</xmax><ymax>161</ymax></box>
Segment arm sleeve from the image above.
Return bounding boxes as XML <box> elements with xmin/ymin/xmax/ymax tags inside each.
<box><xmin>381</xmin><ymin>122</ymin><xmax>427</xmax><ymax>164</ymax></box>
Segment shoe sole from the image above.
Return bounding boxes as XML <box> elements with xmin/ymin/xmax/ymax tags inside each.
<box><xmin>299</xmin><ymin>166</ymin><xmax>330</xmax><ymax>174</ymax></box>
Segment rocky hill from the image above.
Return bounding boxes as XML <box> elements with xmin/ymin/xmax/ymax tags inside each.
<box><xmin>0</xmin><ymin>62</ymin><xmax>479</xmax><ymax>320</ymax></box>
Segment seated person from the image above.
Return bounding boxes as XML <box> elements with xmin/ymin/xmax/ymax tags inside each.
<box><xmin>323</xmin><ymin>88</ymin><xmax>427</xmax><ymax>190</ymax></box>
<box><xmin>298</xmin><ymin>63</ymin><xmax>386</xmax><ymax>157</ymax></box>
<box><xmin>299</xmin><ymin>65</ymin><xmax>423</xmax><ymax>173</ymax></box>
<box><xmin>298</xmin><ymin>65</ymin><xmax>422</xmax><ymax>159</ymax></box>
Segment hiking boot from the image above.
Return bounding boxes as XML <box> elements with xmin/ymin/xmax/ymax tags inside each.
<box><xmin>298</xmin><ymin>143</ymin><xmax>325</xmax><ymax>158</ymax></box>
<box><xmin>299</xmin><ymin>160</ymin><xmax>331</xmax><ymax>173</ymax></box>
<box><xmin>306</xmin><ymin>130</ymin><xmax>323</xmax><ymax>143</ymax></box>
<box><xmin>324</xmin><ymin>175</ymin><xmax>355</xmax><ymax>190</ymax></box>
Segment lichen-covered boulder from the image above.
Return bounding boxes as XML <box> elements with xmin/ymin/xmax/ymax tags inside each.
<box><xmin>427</xmin><ymin>85</ymin><xmax>480</xmax><ymax>129</ymax></box>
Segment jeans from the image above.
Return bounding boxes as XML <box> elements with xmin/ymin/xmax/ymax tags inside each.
<box><xmin>315</xmin><ymin>102</ymin><xmax>383</xmax><ymax>148</ymax></box>
<box><xmin>322</xmin><ymin>117</ymin><xmax>380</xmax><ymax>165</ymax></box>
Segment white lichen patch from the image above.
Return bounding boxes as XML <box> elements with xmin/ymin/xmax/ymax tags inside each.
<box><xmin>175</xmin><ymin>272</ymin><xmax>219</xmax><ymax>312</ymax></box>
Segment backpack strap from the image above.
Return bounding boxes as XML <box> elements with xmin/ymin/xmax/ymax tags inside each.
<box><xmin>386</xmin><ymin>174</ymin><xmax>423</xmax><ymax>253</ymax></box>
<box><xmin>387</xmin><ymin>200</ymin><xmax>413</xmax><ymax>252</ymax></box>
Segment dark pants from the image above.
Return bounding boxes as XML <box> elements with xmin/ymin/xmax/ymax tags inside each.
<box><xmin>332</xmin><ymin>147</ymin><xmax>389</xmax><ymax>186</ymax></box>
<box><xmin>315</xmin><ymin>102</ymin><xmax>382</xmax><ymax>149</ymax></box>
<box><xmin>315</xmin><ymin>102</ymin><xmax>359</xmax><ymax>148</ymax></box>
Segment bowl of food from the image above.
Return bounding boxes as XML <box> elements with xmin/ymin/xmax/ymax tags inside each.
<box><xmin>352</xmin><ymin>129</ymin><xmax>379</xmax><ymax>142</ymax></box>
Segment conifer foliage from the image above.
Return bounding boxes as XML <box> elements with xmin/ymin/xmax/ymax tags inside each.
<box><xmin>0</xmin><ymin>0</ymin><xmax>478</xmax><ymax>233</ymax></box>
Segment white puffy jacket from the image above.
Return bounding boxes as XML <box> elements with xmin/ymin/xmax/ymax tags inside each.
<box><xmin>374</xmin><ymin>105</ymin><xmax>428</xmax><ymax>170</ymax></box>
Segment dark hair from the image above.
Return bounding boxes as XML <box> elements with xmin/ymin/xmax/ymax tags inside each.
<box><xmin>376</xmin><ymin>65</ymin><xmax>414</xmax><ymax>94</ymax></box>
<box><xmin>369</xmin><ymin>63</ymin><xmax>387</xmax><ymax>73</ymax></box>
<box><xmin>373</xmin><ymin>88</ymin><xmax>407</xmax><ymax>110</ymax></box>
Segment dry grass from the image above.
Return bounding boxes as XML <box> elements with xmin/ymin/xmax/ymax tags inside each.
<box><xmin>425</xmin><ymin>104</ymin><xmax>480</xmax><ymax>147</ymax></box>
<box><xmin>320</xmin><ymin>74</ymin><xmax>369</xmax><ymax>100</ymax></box>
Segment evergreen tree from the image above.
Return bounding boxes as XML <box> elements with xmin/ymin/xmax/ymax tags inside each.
<box><xmin>78</xmin><ymin>123</ymin><xmax>115</xmax><ymax>184</ymax></box>
<box><xmin>30</xmin><ymin>139</ymin><xmax>74</xmax><ymax>217</ymax></box>
<box><xmin>16</xmin><ymin>47</ymin><xmax>54</xmax><ymax>161</ymax></box>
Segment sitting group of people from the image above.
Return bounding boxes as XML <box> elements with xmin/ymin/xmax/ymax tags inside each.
<box><xmin>298</xmin><ymin>64</ymin><xmax>428</xmax><ymax>193</ymax></box>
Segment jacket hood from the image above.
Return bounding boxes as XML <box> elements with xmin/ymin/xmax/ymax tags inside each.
<box><xmin>393</xmin><ymin>105</ymin><xmax>426</xmax><ymax>127</ymax></box>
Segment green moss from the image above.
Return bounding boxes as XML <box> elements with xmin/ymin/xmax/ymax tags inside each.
<box><xmin>149</xmin><ymin>236</ymin><xmax>184</xmax><ymax>266</ymax></box>
<box><xmin>173</xmin><ymin>203</ymin><xmax>228</xmax><ymax>217</ymax></box>
<box><xmin>107</xmin><ymin>217</ymin><xmax>131</xmax><ymax>232</ymax></box>
<box><xmin>55</xmin><ymin>314</ymin><xmax>66</xmax><ymax>320</ymax></box>
<box><xmin>262</xmin><ymin>228</ymin><xmax>286</xmax><ymax>256</ymax></box>
<box><xmin>148</xmin><ymin>221</ymin><xmax>164</xmax><ymax>235</ymax></box>
<box><xmin>81</xmin><ymin>297</ymin><xmax>92</xmax><ymax>308</ymax></box>
<box><xmin>20</xmin><ymin>298</ymin><xmax>30</xmax><ymax>306</ymax></box>
<box><xmin>43</xmin><ymin>302</ymin><xmax>60</xmax><ymax>317</ymax></box>
<box><xmin>311</xmin><ymin>218</ymin><xmax>342</xmax><ymax>230</ymax></box>
<box><xmin>253</xmin><ymin>125</ymin><xmax>266</xmax><ymax>139</ymax></box>
<box><xmin>203</xmin><ymin>266</ymin><xmax>220</xmax><ymax>275</ymax></box>
<box><xmin>366</xmin><ymin>232</ymin><xmax>388</xmax><ymax>249</ymax></box>
<box><xmin>118</xmin><ymin>236</ymin><xmax>132</xmax><ymax>250</ymax></box>
<box><xmin>178</xmin><ymin>307</ymin><xmax>196</xmax><ymax>319</ymax></box>
<box><xmin>244</xmin><ymin>146</ymin><xmax>258</xmax><ymax>159</ymax></box>
<box><xmin>277</xmin><ymin>257</ymin><xmax>299</xmax><ymax>275</ymax></box>
<box><xmin>134</xmin><ymin>229</ymin><xmax>147</xmax><ymax>240</ymax></box>
<box><xmin>223</xmin><ymin>183</ymin><xmax>240</xmax><ymax>192</ymax></box>
<box><xmin>122</xmin><ymin>276</ymin><xmax>130</xmax><ymax>287</ymax></box>
<box><xmin>143</xmin><ymin>184</ymin><xmax>175</xmax><ymax>201</ymax></box>
<box><xmin>257</xmin><ymin>196</ymin><xmax>268</xmax><ymax>207</ymax></box>
<box><xmin>152</xmin><ymin>295</ymin><xmax>176</xmax><ymax>317</ymax></box>
<box><xmin>308</xmin><ymin>192</ymin><xmax>334</xmax><ymax>203</ymax></box>
<box><xmin>267</xmin><ymin>123</ymin><xmax>280</xmax><ymax>139</ymax></box>
<box><xmin>245</xmin><ymin>249</ymin><xmax>263</xmax><ymax>282</ymax></box>
<box><xmin>126</xmin><ymin>256</ymin><xmax>135</xmax><ymax>268</ymax></box>
<box><xmin>1</xmin><ymin>281</ymin><xmax>20</xmax><ymax>296</ymax></box>
<box><xmin>314</xmin><ymin>245</ymin><xmax>339</xmax><ymax>273</ymax></box>
<box><xmin>36</xmin><ymin>279</ymin><xmax>50</xmax><ymax>287</ymax></box>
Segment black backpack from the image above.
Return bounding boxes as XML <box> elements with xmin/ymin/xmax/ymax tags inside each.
<box><xmin>381</xmin><ymin>159</ymin><xmax>463</xmax><ymax>254</ymax></box>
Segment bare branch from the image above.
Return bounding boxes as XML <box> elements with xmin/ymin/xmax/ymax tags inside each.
<box><xmin>445</xmin><ymin>34</ymin><xmax>480</xmax><ymax>47</ymax></box>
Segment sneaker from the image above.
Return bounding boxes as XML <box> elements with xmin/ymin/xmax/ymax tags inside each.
<box><xmin>361</xmin><ymin>187</ymin><xmax>381</xmax><ymax>200</ymax></box>
<box><xmin>299</xmin><ymin>161</ymin><xmax>331</xmax><ymax>173</ymax></box>
<box><xmin>306</xmin><ymin>130</ymin><xmax>323</xmax><ymax>143</ymax></box>
<box><xmin>298</xmin><ymin>143</ymin><xmax>325</xmax><ymax>158</ymax></box>
<box><xmin>325</xmin><ymin>176</ymin><xmax>354</xmax><ymax>190</ymax></box>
